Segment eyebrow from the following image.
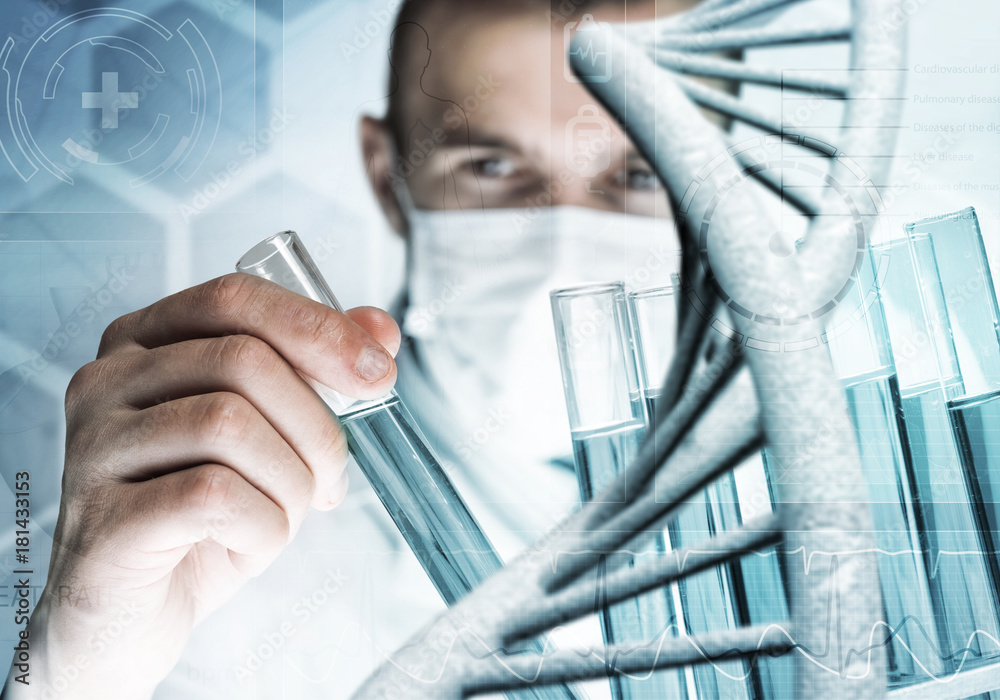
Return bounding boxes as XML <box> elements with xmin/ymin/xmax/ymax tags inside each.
<box><xmin>435</xmin><ymin>133</ymin><xmax>522</xmax><ymax>152</ymax></box>
<box><xmin>434</xmin><ymin>128</ymin><xmax>649</xmax><ymax>163</ymax></box>
<box><xmin>438</xmin><ymin>137</ymin><xmax>521</xmax><ymax>153</ymax></box>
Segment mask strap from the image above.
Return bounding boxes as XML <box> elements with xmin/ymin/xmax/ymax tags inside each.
<box><xmin>387</xmin><ymin>139</ymin><xmax>434</xmax><ymax>339</ymax></box>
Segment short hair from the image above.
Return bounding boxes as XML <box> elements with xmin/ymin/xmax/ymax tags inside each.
<box><xmin>383</xmin><ymin>0</ymin><xmax>646</xmax><ymax>148</ymax></box>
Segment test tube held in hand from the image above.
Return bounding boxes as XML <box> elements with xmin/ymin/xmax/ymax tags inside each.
<box><xmin>237</xmin><ymin>231</ymin><xmax>580</xmax><ymax>700</ymax></box>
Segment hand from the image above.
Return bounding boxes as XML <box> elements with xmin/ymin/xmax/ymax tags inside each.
<box><xmin>7</xmin><ymin>274</ymin><xmax>399</xmax><ymax>699</ymax></box>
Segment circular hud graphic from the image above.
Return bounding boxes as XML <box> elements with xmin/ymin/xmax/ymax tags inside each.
<box><xmin>0</xmin><ymin>7</ymin><xmax>221</xmax><ymax>188</ymax></box>
<box><xmin>677</xmin><ymin>134</ymin><xmax>890</xmax><ymax>351</ymax></box>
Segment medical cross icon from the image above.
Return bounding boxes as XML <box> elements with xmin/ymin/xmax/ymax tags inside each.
<box><xmin>82</xmin><ymin>72</ymin><xmax>139</xmax><ymax>129</ymax></box>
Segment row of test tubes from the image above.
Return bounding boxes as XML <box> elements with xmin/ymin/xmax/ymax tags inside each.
<box><xmin>853</xmin><ymin>208</ymin><xmax>1000</xmax><ymax>691</ymax></box>
<box><xmin>240</xmin><ymin>212</ymin><xmax>1000</xmax><ymax>699</ymax></box>
<box><xmin>817</xmin><ymin>207</ymin><xmax>1000</xmax><ymax>694</ymax></box>
<box><xmin>549</xmin><ymin>207</ymin><xmax>1000</xmax><ymax>699</ymax></box>
<box><xmin>240</xmin><ymin>231</ymin><xmax>780</xmax><ymax>700</ymax></box>
<box><xmin>551</xmin><ymin>282</ymin><xmax>792</xmax><ymax>700</ymax></box>
<box><xmin>550</xmin><ymin>277</ymin><xmax>787</xmax><ymax>700</ymax></box>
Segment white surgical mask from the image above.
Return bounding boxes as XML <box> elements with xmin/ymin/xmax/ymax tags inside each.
<box><xmin>396</xmin><ymin>205</ymin><xmax>680</xmax><ymax>486</ymax></box>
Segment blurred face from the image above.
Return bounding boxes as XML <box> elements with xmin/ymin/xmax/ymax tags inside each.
<box><xmin>359</xmin><ymin>4</ymin><xmax>691</xmax><ymax>467</ymax></box>
<box><xmin>363</xmin><ymin>4</ymin><xmax>677</xmax><ymax>231</ymax></box>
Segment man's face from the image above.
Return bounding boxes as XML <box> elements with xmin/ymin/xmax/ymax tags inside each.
<box><xmin>374</xmin><ymin>5</ymin><xmax>674</xmax><ymax>222</ymax></box>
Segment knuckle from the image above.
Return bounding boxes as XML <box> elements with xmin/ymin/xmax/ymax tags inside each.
<box><xmin>98</xmin><ymin>311</ymin><xmax>137</xmax><ymax>355</ymax></box>
<box><xmin>272</xmin><ymin>512</ymin><xmax>291</xmax><ymax>546</ymax></box>
<box><xmin>319</xmin><ymin>421</ymin><xmax>350</xmax><ymax>471</ymax></box>
<box><xmin>294</xmin><ymin>470</ymin><xmax>316</xmax><ymax>511</ymax></box>
<box><xmin>184</xmin><ymin>464</ymin><xmax>237</xmax><ymax>514</ymax></box>
<box><xmin>261</xmin><ymin>455</ymin><xmax>314</xmax><ymax>518</ymax></box>
<box><xmin>213</xmin><ymin>334</ymin><xmax>279</xmax><ymax>382</ymax></box>
<box><xmin>299</xmin><ymin>421</ymin><xmax>348</xmax><ymax>509</ymax></box>
<box><xmin>200</xmin><ymin>274</ymin><xmax>253</xmax><ymax>320</ymax></box>
<box><xmin>66</xmin><ymin>360</ymin><xmax>100</xmax><ymax>405</ymax></box>
<box><xmin>57</xmin><ymin>488</ymin><xmax>118</xmax><ymax>559</ymax></box>
<box><xmin>65</xmin><ymin>360</ymin><xmax>112</xmax><ymax>419</ymax></box>
<box><xmin>283</xmin><ymin>301</ymin><xmax>346</xmax><ymax>351</ymax></box>
<box><xmin>195</xmin><ymin>393</ymin><xmax>253</xmax><ymax>448</ymax></box>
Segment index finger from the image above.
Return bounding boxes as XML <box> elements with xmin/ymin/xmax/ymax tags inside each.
<box><xmin>98</xmin><ymin>273</ymin><xmax>397</xmax><ymax>401</ymax></box>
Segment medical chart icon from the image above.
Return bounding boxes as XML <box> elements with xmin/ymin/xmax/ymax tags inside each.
<box><xmin>563</xmin><ymin>14</ymin><xmax>612</xmax><ymax>83</ymax></box>
<box><xmin>566</xmin><ymin>105</ymin><xmax>611</xmax><ymax>176</ymax></box>
<box><xmin>0</xmin><ymin>7</ymin><xmax>222</xmax><ymax>188</ymax></box>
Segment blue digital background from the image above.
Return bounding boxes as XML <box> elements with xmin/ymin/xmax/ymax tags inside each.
<box><xmin>0</xmin><ymin>0</ymin><xmax>998</xmax><ymax>696</ymax></box>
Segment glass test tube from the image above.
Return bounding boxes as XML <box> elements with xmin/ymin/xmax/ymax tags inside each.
<box><xmin>904</xmin><ymin>207</ymin><xmax>1000</xmax><ymax>671</ymax></box>
<box><xmin>237</xmin><ymin>232</ymin><xmax>580</xmax><ymax>700</ymax></box>
<box><xmin>877</xmin><ymin>228</ymin><xmax>1000</xmax><ymax>677</ymax></box>
<box><xmin>815</xmin><ymin>246</ymin><xmax>942</xmax><ymax>686</ymax></box>
<box><xmin>551</xmin><ymin>282</ymin><xmax>688</xmax><ymax>700</ymax></box>
<box><xmin>627</xmin><ymin>285</ymin><xmax>766</xmax><ymax>700</ymax></box>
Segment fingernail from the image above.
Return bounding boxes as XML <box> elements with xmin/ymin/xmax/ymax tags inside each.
<box><xmin>328</xmin><ymin>471</ymin><xmax>349</xmax><ymax>507</ymax></box>
<box><xmin>357</xmin><ymin>346</ymin><xmax>392</xmax><ymax>382</ymax></box>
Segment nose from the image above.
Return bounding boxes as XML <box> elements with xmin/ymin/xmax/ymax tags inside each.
<box><xmin>548</xmin><ymin>179</ymin><xmax>619</xmax><ymax>211</ymax></box>
<box><xmin>547</xmin><ymin>116</ymin><xmax>622</xmax><ymax>211</ymax></box>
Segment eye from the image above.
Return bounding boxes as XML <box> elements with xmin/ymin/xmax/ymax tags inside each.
<box><xmin>616</xmin><ymin>164</ymin><xmax>662</xmax><ymax>192</ymax></box>
<box><xmin>469</xmin><ymin>157</ymin><xmax>519</xmax><ymax>179</ymax></box>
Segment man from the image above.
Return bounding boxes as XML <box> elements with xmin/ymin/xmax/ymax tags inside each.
<box><xmin>5</xmin><ymin>0</ymin><xmax>687</xmax><ymax>697</ymax></box>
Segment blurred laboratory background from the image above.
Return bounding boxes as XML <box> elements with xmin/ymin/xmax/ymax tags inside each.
<box><xmin>0</xmin><ymin>0</ymin><xmax>999</xmax><ymax>697</ymax></box>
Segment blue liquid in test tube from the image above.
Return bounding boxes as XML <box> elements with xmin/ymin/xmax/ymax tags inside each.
<box><xmin>237</xmin><ymin>231</ymin><xmax>580</xmax><ymax>700</ymax></box>
<box><xmin>820</xmin><ymin>246</ymin><xmax>947</xmax><ymax>686</ymax></box>
<box><xmin>552</xmin><ymin>282</ymin><xmax>688</xmax><ymax>700</ymax></box>
<box><xmin>628</xmin><ymin>284</ymin><xmax>783</xmax><ymax>699</ymax></box>
<box><xmin>900</xmin><ymin>208</ymin><xmax>1000</xmax><ymax>674</ymax></box>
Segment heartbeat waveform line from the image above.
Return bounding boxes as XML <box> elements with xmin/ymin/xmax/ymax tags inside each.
<box><xmin>568</xmin><ymin>41</ymin><xmax>607</xmax><ymax>68</ymax></box>
<box><xmin>541</xmin><ymin>544</ymin><xmax>1000</xmax><ymax>579</ymax></box>
<box><xmin>279</xmin><ymin>621</ymin><xmax>367</xmax><ymax>685</ymax></box>
<box><xmin>272</xmin><ymin>543</ymin><xmax>1000</xmax><ymax>687</ymax></box>
<box><xmin>781</xmin><ymin>544</ymin><xmax>996</xmax><ymax>577</ymax></box>
<box><xmin>875</xmin><ymin>617</ymin><xmax>1000</xmax><ymax>683</ymax></box>
<box><xmin>538</xmin><ymin>553</ymin><xmax>1000</xmax><ymax>684</ymax></box>
<box><xmin>268</xmin><ymin>601</ymin><xmax>1000</xmax><ymax>688</ymax></box>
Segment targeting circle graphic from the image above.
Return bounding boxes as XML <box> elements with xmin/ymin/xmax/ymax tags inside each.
<box><xmin>677</xmin><ymin>134</ymin><xmax>890</xmax><ymax>350</ymax></box>
<box><xmin>0</xmin><ymin>7</ymin><xmax>221</xmax><ymax>188</ymax></box>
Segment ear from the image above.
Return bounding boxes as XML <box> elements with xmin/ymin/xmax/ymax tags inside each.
<box><xmin>361</xmin><ymin>116</ymin><xmax>408</xmax><ymax>239</ymax></box>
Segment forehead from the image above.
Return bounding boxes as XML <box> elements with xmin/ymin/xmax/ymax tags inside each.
<box><xmin>396</xmin><ymin>7</ymin><xmax>637</xmax><ymax>144</ymax></box>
